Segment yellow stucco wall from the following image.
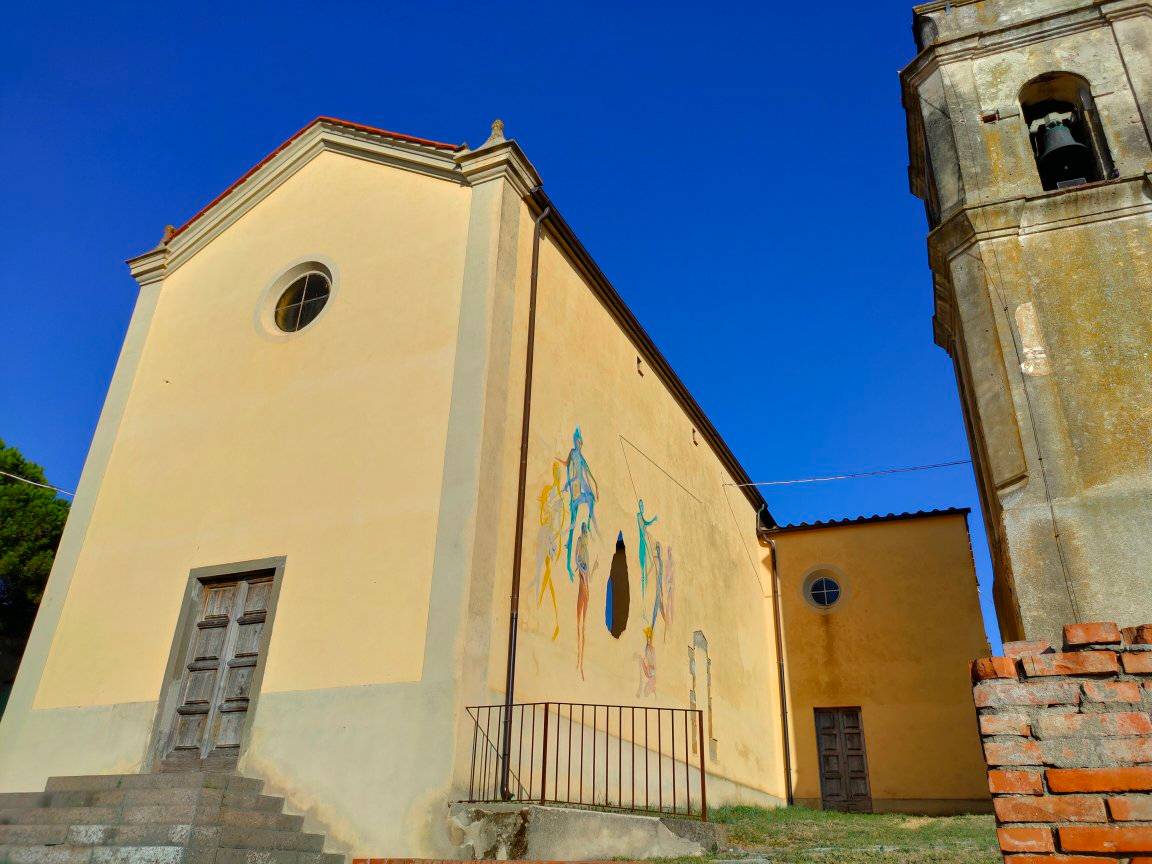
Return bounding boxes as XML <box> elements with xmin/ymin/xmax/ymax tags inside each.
<box><xmin>483</xmin><ymin>218</ymin><xmax>788</xmax><ymax>805</ymax></box>
<box><xmin>35</xmin><ymin>150</ymin><xmax>470</xmax><ymax>708</ymax></box>
<box><xmin>0</xmin><ymin>143</ymin><xmax>488</xmax><ymax>855</ymax></box>
<box><xmin>0</xmin><ymin>129</ymin><xmax>787</xmax><ymax>855</ymax></box>
<box><xmin>771</xmin><ymin>512</ymin><xmax>991</xmax><ymax>813</ymax></box>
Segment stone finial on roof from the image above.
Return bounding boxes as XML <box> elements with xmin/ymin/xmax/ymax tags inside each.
<box><xmin>483</xmin><ymin>118</ymin><xmax>506</xmax><ymax>147</ymax></box>
<box><xmin>161</xmin><ymin>225</ymin><xmax>176</xmax><ymax>244</ymax></box>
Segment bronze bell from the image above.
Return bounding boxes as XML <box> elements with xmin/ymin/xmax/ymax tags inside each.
<box><xmin>1037</xmin><ymin>118</ymin><xmax>1093</xmax><ymax>183</ymax></box>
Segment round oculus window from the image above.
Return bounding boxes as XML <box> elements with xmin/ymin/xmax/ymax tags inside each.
<box><xmin>807</xmin><ymin>576</ymin><xmax>842</xmax><ymax>609</ymax></box>
<box><xmin>274</xmin><ymin>271</ymin><xmax>331</xmax><ymax>332</ymax></box>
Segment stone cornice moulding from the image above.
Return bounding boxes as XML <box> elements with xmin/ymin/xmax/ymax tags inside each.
<box><xmin>927</xmin><ymin>173</ymin><xmax>1151</xmax><ymax>269</ymax></box>
<box><xmin>454</xmin><ymin>139</ymin><xmax>542</xmax><ymax>197</ymax></box>
<box><xmin>126</xmin><ymin>247</ymin><xmax>169</xmax><ymax>289</ymax></box>
<box><xmin>910</xmin><ymin>1</ymin><xmax>1142</xmax><ymax>64</ymax></box>
<box><xmin>133</xmin><ymin>121</ymin><xmax>466</xmax><ymax>280</ymax></box>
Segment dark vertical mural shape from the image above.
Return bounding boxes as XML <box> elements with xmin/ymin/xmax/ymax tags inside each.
<box><xmin>605</xmin><ymin>531</ymin><xmax>630</xmax><ymax>638</ymax></box>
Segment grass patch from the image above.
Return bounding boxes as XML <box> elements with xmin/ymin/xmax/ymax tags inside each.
<box><xmin>704</xmin><ymin>805</ymin><xmax>999</xmax><ymax>864</ymax></box>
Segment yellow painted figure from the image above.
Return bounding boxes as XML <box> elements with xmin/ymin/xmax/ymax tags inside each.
<box><xmin>534</xmin><ymin>461</ymin><xmax>565</xmax><ymax>640</ymax></box>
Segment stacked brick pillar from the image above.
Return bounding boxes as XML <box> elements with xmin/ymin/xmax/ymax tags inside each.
<box><xmin>973</xmin><ymin>622</ymin><xmax>1152</xmax><ymax>863</ymax></box>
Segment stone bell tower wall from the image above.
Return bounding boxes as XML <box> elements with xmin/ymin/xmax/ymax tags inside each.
<box><xmin>902</xmin><ymin>0</ymin><xmax>1152</xmax><ymax>642</ymax></box>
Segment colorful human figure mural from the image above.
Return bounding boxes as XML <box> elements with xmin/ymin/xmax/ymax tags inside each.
<box><xmin>636</xmin><ymin>626</ymin><xmax>657</xmax><ymax>697</ymax></box>
<box><xmin>664</xmin><ymin>544</ymin><xmax>676</xmax><ymax>629</ymax></box>
<box><xmin>605</xmin><ymin>531</ymin><xmax>630</xmax><ymax>638</ymax></box>
<box><xmin>534</xmin><ymin>460</ymin><xmax>565</xmax><ymax>640</ymax></box>
<box><xmin>636</xmin><ymin>499</ymin><xmax>658</xmax><ymax>595</ymax></box>
<box><xmin>574</xmin><ymin>522</ymin><xmax>596</xmax><ymax>679</ymax></box>
<box><xmin>649</xmin><ymin>541</ymin><xmax>667</xmax><ymax>632</ymax></box>
<box><xmin>563</xmin><ymin>428</ymin><xmax>599</xmax><ymax>581</ymax></box>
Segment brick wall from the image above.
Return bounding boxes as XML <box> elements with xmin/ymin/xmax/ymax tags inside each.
<box><xmin>973</xmin><ymin>622</ymin><xmax>1152</xmax><ymax>863</ymax></box>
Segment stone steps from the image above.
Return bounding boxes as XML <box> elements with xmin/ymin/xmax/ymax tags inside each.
<box><xmin>0</xmin><ymin>773</ymin><xmax>342</xmax><ymax>864</ymax></box>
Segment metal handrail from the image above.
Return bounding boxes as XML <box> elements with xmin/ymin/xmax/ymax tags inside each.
<box><xmin>463</xmin><ymin>702</ymin><xmax>707</xmax><ymax>820</ymax></box>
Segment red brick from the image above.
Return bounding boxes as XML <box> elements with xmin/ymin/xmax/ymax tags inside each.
<box><xmin>1122</xmin><ymin>652</ymin><xmax>1152</xmax><ymax>674</ymax></box>
<box><xmin>1122</xmin><ymin>625</ymin><xmax>1152</xmax><ymax>646</ymax></box>
<box><xmin>993</xmin><ymin>794</ymin><xmax>1107</xmax><ymax>822</ymax></box>
<box><xmin>1004</xmin><ymin>640</ymin><xmax>1053</xmax><ymax>658</ymax></box>
<box><xmin>1048</xmin><ymin>767</ymin><xmax>1152</xmax><ymax>792</ymax></box>
<box><xmin>1065</xmin><ymin>622</ymin><xmax>1122</xmax><ymax>647</ymax></box>
<box><xmin>985</xmin><ymin>739</ymin><xmax>1043</xmax><ymax>766</ymax></box>
<box><xmin>1132</xmin><ymin>859</ymin><xmax>1152</xmax><ymax>864</ymax></box>
<box><xmin>1108</xmin><ymin>795</ymin><xmax>1152</xmax><ymax>820</ymax></box>
<box><xmin>1081</xmin><ymin>680</ymin><xmax>1143</xmax><ymax>703</ymax></box>
<box><xmin>989</xmin><ymin>769</ymin><xmax>1044</xmax><ymax>794</ymax></box>
<box><xmin>1059</xmin><ymin>825</ymin><xmax>1152</xmax><ymax>853</ymax></box>
<box><xmin>980</xmin><ymin>713</ymin><xmax>1032</xmax><ymax>736</ymax></box>
<box><xmin>998</xmin><ymin>826</ymin><xmax>1053</xmax><ymax>853</ymax></box>
<box><xmin>1005</xmin><ymin>857</ymin><xmax>1116</xmax><ymax>864</ymax></box>
<box><xmin>1035</xmin><ymin>711</ymin><xmax>1152</xmax><ymax>738</ymax></box>
<box><xmin>1021</xmin><ymin>651</ymin><xmax>1120</xmax><ymax>677</ymax></box>
<box><xmin>974</xmin><ymin>680</ymin><xmax>1081</xmax><ymax>708</ymax></box>
<box><xmin>973</xmin><ymin>656</ymin><xmax>1019</xmax><ymax>681</ymax></box>
<box><xmin>1100</xmin><ymin>738</ymin><xmax>1152</xmax><ymax>763</ymax></box>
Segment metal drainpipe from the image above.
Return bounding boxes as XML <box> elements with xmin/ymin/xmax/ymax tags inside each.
<box><xmin>500</xmin><ymin>195</ymin><xmax>551</xmax><ymax>800</ymax></box>
<box><xmin>763</xmin><ymin>527</ymin><xmax>794</xmax><ymax>806</ymax></box>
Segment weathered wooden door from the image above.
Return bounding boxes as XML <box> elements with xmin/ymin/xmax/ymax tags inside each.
<box><xmin>163</xmin><ymin>573</ymin><xmax>273</xmax><ymax>770</ymax></box>
<box><xmin>815</xmin><ymin>707</ymin><xmax>872</xmax><ymax>812</ymax></box>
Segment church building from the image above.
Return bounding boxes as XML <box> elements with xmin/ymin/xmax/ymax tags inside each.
<box><xmin>0</xmin><ymin>116</ymin><xmax>990</xmax><ymax>858</ymax></box>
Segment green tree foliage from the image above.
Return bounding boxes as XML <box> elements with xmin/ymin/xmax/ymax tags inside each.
<box><xmin>0</xmin><ymin>439</ymin><xmax>70</xmax><ymax>637</ymax></box>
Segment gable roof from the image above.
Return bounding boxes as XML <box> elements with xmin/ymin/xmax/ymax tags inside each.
<box><xmin>133</xmin><ymin>116</ymin><xmax>777</xmax><ymax>529</ymax></box>
<box><xmin>166</xmin><ymin>117</ymin><xmax>465</xmax><ymax>244</ymax></box>
<box><xmin>767</xmin><ymin>507</ymin><xmax>970</xmax><ymax>534</ymax></box>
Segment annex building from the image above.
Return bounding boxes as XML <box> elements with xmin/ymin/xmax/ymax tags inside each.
<box><xmin>0</xmin><ymin>116</ymin><xmax>990</xmax><ymax>858</ymax></box>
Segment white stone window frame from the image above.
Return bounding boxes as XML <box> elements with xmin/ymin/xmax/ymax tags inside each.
<box><xmin>801</xmin><ymin>564</ymin><xmax>848</xmax><ymax>613</ymax></box>
<box><xmin>256</xmin><ymin>257</ymin><xmax>339</xmax><ymax>340</ymax></box>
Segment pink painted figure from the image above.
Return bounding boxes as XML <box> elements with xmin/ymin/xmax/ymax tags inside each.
<box><xmin>574</xmin><ymin>522</ymin><xmax>597</xmax><ymax>679</ymax></box>
<box><xmin>534</xmin><ymin>460</ymin><xmax>565</xmax><ymax>640</ymax></box>
<box><xmin>636</xmin><ymin>626</ymin><xmax>657</xmax><ymax>697</ymax></box>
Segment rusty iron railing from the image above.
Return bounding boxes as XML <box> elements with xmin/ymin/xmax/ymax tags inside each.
<box><xmin>464</xmin><ymin>702</ymin><xmax>707</xmax><ymax>820</ymax></box>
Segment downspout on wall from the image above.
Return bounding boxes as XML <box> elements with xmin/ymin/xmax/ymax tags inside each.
<box><xmin>499</xmin><ymin>192</ymin><xmax>551</xmax><ymax>800</ymax></box>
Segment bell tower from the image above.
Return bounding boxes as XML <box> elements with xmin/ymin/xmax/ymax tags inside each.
<box><xmin>901</xmin><ymin>0</ymin><xmax>1152</xmax><ymax>642</ymax></box>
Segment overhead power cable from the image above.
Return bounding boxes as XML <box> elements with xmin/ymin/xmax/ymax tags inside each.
<box><xmin>0</xmin><ymin>469</ymin><xmax>75</xmax><ymax>497</ymax></box>
<box><xmin>727</xmin><ymin>458</ymin><xmax>972</xmax><ymax>488</ymax></box>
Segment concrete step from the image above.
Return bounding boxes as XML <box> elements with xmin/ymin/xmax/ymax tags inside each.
<box><xmin>0</xmin><ymin>809</ymin><xmax>121</xmax><ymax>827</ymax></box>
<box><xmin>0</xmin><ymin>847</ymin><xmax>343</xmax><ymax>864</ymax></box>
<box><xmin>44</xmin><ymin>778</ymin><xmax>263</xmax><ymax>797</ymax></box>
<box><xmin>0</xmin><ymin>822</ymin><xmax>318</xmax><ymax>850</ymax></box>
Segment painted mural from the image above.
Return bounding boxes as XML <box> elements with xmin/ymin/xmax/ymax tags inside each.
<box><xmin>533</xmin><ymin>462</ymin><xmax>565</xmax><ymax>641</ymax></box>
<box><xmin>563</xmin><ymin>428</ymin><xmax>598</xmax><ymax>580</ymax></box>
<box><xmin>605</xmin><ymin>531</ymin><xmax>629</xmax><ymax>638</ymax></box>
<box><xmin>636</xmin><ymin>499</ymin><xmax>658</xmax><ymax>595</ymax></box>
<box><xmin>574</xmin><ymin>521</ymin><xmax>596</xmax><ymax>678</ymax></box>
<box><xmin>528</xmin><ymin>427</ymin><xmax>685</xmax><ymax>691</ymax></box>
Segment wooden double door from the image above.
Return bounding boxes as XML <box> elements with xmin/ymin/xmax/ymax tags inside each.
<box><xmin>815</xmin><ymin>707</ymin><xmax>872</xmax><ymax>812</ymax></box>
<box><xmin>161</xmin><ymin>572</ymin><xmax>273</xmax><ymax>771</ymax></box>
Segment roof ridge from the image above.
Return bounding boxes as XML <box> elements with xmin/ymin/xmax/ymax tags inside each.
<box><xmin>166</xmin><ymin>116</ymin><xmax>465</xmax><ymax>243</ymax></box>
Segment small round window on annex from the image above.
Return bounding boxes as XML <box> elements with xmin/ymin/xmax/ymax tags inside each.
<box><xmin>802</xmin><ymin>569</ymin><xmax>845</xmax><ymax>611</ymax></box>
<box><xmin>274</xmin><ymin>271</ymin><xmax>331</xmax><ymax>332</ymax></box>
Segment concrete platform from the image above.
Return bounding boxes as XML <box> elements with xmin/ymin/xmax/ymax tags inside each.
<box><xmin>446</xmin><ymin>803</ymin><xmax>725</xmax><ymax>861</ymax></box>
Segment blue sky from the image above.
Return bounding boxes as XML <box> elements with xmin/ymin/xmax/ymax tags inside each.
<box><xmin>0</xmin><ymin>1</ymin><xmax>999</xmax><ymax>647</ymax></box>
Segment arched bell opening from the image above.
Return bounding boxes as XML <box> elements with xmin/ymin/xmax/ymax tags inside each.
<box><xmin>1019</xmin><ymin>72</ymin><xmax>1115</xmax><ymax>191</ymax></box>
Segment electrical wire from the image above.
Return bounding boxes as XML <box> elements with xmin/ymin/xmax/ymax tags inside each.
<box><xmin>727</xmin><ymin>458</ymin><xmax>972</xmax><ymax>489</ymax></box>
<box><xmin>0</xmin><ymin>469</ymin><xmax>75</xmax><ymax>497</ymax></box>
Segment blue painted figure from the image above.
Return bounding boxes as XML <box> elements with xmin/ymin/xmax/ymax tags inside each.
<box><xmin>636</xmin><ymin>498</ymin><xmax>658</xmax><ymax>595</ymax></box>
<box><xmin>563</xmin><ymin>427</ymin><xmax>599</xmax><ymax>581</ymax></box>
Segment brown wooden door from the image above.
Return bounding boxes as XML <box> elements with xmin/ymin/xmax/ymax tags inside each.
<box><xmin>163</xmin><ymin>574</ymin><xmax>272</xmax><ymax>770</ymax></box>
<box><xmin>815</xmin><ymin>707</ymin><xmax>872</xmax><ymax>812</ymax></box>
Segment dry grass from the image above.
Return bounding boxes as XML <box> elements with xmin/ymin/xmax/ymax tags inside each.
<box><xmin>696</xmin><ymin>805</ymin><xmax>999</xmax><ymax>864</ymax></box>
